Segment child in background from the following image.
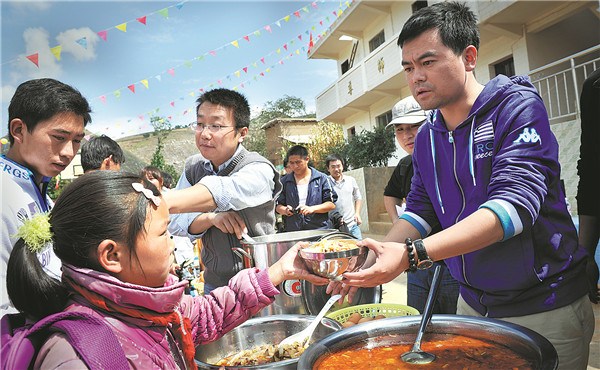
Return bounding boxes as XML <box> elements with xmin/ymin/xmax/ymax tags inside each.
<box><xmin>6</xmin><ymin>171</ymin><xmax>328</xmax><ymax>369</ymax></box>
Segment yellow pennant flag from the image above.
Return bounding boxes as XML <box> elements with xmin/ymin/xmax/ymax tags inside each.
<box><xmin>266</xmin><ymin>68</ymin><xmax>271</xmax><ymax>73</ymax></box>
<box><xmin>114</xmin><ymin>90</ymin><xmax>121</xmax><ymax>99</ymax></box>
<box><xmin>188</xmin><ymin>91</ymin><xmax>195</xmax><ymax>97</ymax></box>
<box><xmin>276</xmin><ymin>48</ymin><xmax>281</xmax><ymax>54</ymax></box>
<box><xmin>284</xmin><ymin>15</ymin><xmax>290</xmax><ymax>22</ymax></box>
<box><xmin>141</xmin><ymin>79</ymin><xmax>149</xmax><ymax>89</ymax></box>
<box><xmin>50</xmin><ymin>45</ymin><xmax>62</xmax><ymax>61</ymax></box>
<box><xmin>116</xmin><ymin>23</ymin><xmax>127</xmax><ymax>32</ymax></box>
<box><xmin>231</xmin><ymin>40</ymin><xmax>239</xmax><ymax>48</ymax></box>
<box><xmin>158</xmin><ymin>8</ymin><xmax>169</xmax><ymax>18</ymax></box>
<box><xmin>234</xmin><ymin>70</ymin><xmax>241</xmax><ymax>77</ymax></box>
<box><xmin>295</xmin><ymin>49</ymin><xmax>300</xmax><ymax>55</ymax></box>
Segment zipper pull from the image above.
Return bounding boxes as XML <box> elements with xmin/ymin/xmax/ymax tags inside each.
<box><xmin>448</xmin><ymin>131</ymin><xmax>454</xmax><ymax>143</ymax></box>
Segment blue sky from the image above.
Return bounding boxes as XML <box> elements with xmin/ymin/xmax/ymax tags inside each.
<box><xmin>1</xmin><ymin>0</ymin><xmax>344</xmax><ymax>140</ymax></box>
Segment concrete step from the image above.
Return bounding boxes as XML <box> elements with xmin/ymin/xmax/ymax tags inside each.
<box><xmin>369</xmin><ymin>221</ymin><xmax>393</xmax><ymax>236</ymax></box>
<box><xmin>376</xmin><ymin>212</ymin><xmax>392</xmax><ymax>223</ymax></box>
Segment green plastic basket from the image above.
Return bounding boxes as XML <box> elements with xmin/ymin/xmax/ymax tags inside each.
<box><xmin>326</xmin><ymin>303</ymin><xmax>419</xmax><ymax>324</ymax></box>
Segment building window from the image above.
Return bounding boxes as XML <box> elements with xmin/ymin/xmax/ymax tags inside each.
<box><xmin>341</xmin><ymin>59</ymin><xmax>350</xmax><ymax>74</ymax></box>
<box><xmin>376</xmin><ymin>110</ymin><xmax>393</xmax><ymax>129</ymax></box>
<box><xmin>493</xmin><ymin>57</ymin><xmax>515</xmax><ymax>77</ymax></box>
<box><xmin>412</xmin><ymin>0</ymin><xmax>427</xmax><ymax>13</ymax></box>
<box><xmin>347</xmin><ymin>127</ymin><xmax>356</xmax><ymax>140</ymax></box>
<box><xmin>369</xmin><ymin>30</ymin><xmax>385</xmax><ymax>53</ymax></box>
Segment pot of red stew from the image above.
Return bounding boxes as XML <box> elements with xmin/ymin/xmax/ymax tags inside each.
<box><xmin>297</xmin><ymin>315</ymin><xmax>557</xmax><ymax>370</ymax></box>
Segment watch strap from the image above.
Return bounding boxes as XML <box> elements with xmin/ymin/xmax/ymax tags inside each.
<box><xmin>413</xmin><ymin>239</ymin><xmax>431</xmax><ymax>265</ymax></box>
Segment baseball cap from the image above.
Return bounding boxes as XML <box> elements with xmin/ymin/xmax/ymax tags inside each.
<box><xmin>385</xmin><ymin>96</ymin><xmax>428</xmax><ymax>128</ymax></box>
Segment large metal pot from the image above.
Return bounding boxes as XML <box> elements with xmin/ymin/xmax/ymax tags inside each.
<box><xmin>235</xmin><ymin>229</ymin><xmax>339</xmax><ymax>316</ymax></box>
<box><xmin>298</xmin><ymin>315</ymin><xmax>558</xmax><ymax>370</ymax></box>
<box><xmin>195</xmin><ymin>314</ymin><xmax>342</xmax><ymax>370</ymax></box>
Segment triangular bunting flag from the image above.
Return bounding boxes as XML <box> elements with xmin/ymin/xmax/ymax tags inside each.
<box><xmin>243</xmin><ymin>35</ymin><xmax>250</xmax><ymax>42</ymax></box>
<box><xmin>264</xmin><ymin>25</ymin><xmax>272</xmax><ymax>33</ymax></box>
<box><xmin>276</xmin><ymin>48</ymin><xmax>281</xmax><ymax>54</ymax></box>
<box><xmin>266</xmin><ymin>68</ymin><xmax>271</xmax><ymax>73</ymax></box>
<box><xmin>260</xmin><ymin>57</ymin><xmax>265</xmax><ymax>64</ymax></box>
<box><xmin>115</xmin><ymin>23</ymin><xmax>127</xmax><ymax>32</ymax></box>
<box><xmin>50</xmin><ymin>45</ymin><xmax>62</xmax><ymax>61</ymax></box>
<box><xmin>252</xmin><ymin>62</ymin><xmax>257</xmax><ymax>68</ymax></box>
<box><xmin>243</xmin><ymin>67</ymin><xmax>248</xmax><ymax>73</ymax></box>
<box><xmin>275</xmin><ymin>20</ymin><xmax>281</xmax><ymax>28</ymax></box>
<box><xmin>155</xmin><ymin>75</ymin><xmax>162</xmax><ymax>82</ymax></box>
<box><xmin>76</xmin><ymin>37</ymin><xmax>88</xmax><ymax>49</ymax></box>
<box><xmin>98</xmin><ymin>30</ymin><xmax>107</xmax><ymax>41</ymax></box>
<box><xmin>26</xmin><ymin>53</ymin><xmax>39</xmax><ymax>67</ymax></box>
<box><xmin>184</xmin><ymin>60</ymin><xmax>192</xmax><ymax>68</ymax></box>
<box><xmin>303</xmin><ymin>6</ymin><xmax>309</xmax><ymax>12</ymax></box>
<box><xmin>298</xmin><ymin>35</ymin><xmax>302</xmax><ymax>41</ymax></box>
<box><xmin>158</xmin><ymin>8</ymin><xmax>169</xmax><ymax>18</ymax></box>
<box><xmin>284</xmin><ymin>15</ymin><xmax>290</xmax><ymax>22</ymax></box>
<box><xmin>311</xmin><ymin>2</ymin><xmax>318</xmax><ymax>8</ymax></box>
<box><xmin>209</xmin><ymin>50</ymin><xmax>216</xmax><ymax>56</ymax></box>
<box><xmin>217</xmin><ymin>80</ymin><xmax>222</xmax><ymax>85</ymax></box>
<box><xmin>176</xmin><ymin>2</ymin><xmax>184</xmax><ymax>10</ymax></box>
<box><xmin>234</xmin><ymin>71</ymin><xmax>240</xmax><ymax>77</ymax></box>
<box><xmin>141</xmin><ymin>79</ymin><xmax>149</xmax><ymax>89</ymax></box>
<box><xmin>138</xmin><ymin>115</ymin><xmax>144</xmax><ymax>121</ymax></box>
<box><xmin>294</xmin><ymin>11</ymin><xmax>300</xmax><ymax>18</ymax></box>
<box><xmin>170</xmin><ymin>101</ymin><xmax>175</xmax><ymax>107</ymax></box>
<box><xmin>260</xmin><ymin>72</ymin><xmax>264</xmax><ymax>76</ymax></box>
<box><xmin>137</xmin><ymin>16</ymin><xmax>147</xmax><ymax>25</ymax></box>
<box><xmin>167</xmin><ymin>68</ymin><xmax>175</xmax><ymax>76</ymax></box>
<box><xmin>283</xmin><ymin>44</ymin><xmax>288</xmax><ymax>51</ymax></box>
<box><xmin>231</xmin><ymin>40</ymin><xmax>239</xmax><ymax>48</ymax></box>
<box><xmin>254</xmin><ymin>30</ymin><xmax>261</xmax><ymax>36</ymax></box>
<box><xmin>114</xmin><ymin>90</ymin><xmax>121</xmax><ymax>98</ymax></box>
<box><xmin>100</xmin><ymin>95</ymin><xmax>106</xmax><ymax>104</ymax></box>
<box><xmin>128</xmin><ymin>84</ymin><xmax>135</xmax><ymax>93</ymax></box>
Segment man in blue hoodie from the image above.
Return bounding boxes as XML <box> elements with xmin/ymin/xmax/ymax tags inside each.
<box><xmin>338</xmin><ymin>2</ymin><xmax>593</xmax><ymax>368</ymax></box>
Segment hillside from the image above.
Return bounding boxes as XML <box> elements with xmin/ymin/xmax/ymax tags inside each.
<box><xmin>117</xmin><ymin>128</ymin><xmax>198</xmax><ymax>175</ymax></box>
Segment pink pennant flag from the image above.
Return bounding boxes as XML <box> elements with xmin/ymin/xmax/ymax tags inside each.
<box><xmin>260</xmin><ymin>72</ymin><xmax>264</xmax><ymax>76</ymax></box>
<box><xmin>298</xmin><ymin>35</ymin><xmax>302</xmax><ymax>41</ymax></box>
<box><xmin>333</xmin><ymin>11</ymin><xmax>338</xmax><ymax>16</ymax></box>
<box><xmin>100</xmin><ymin>95</ymin><xmax>106</xmax><ymax>104</ymax></box>
<box><xmin>294</xmin><ymin>11</ymin><xmax>300</xmax><ymax>18</ymax></box>
<box><xmin>199</xmin><ymin>88</ymin><xmax>204</xmax><ymax>93</ymax></box>
<box><xmin>128</xmin><ymin>84</ymin><xmax>135</xmax><ymax>93</ymax></box>
<box><xmin>217</xmin><ymin>80</ymin><xmax>222</xmax><ymax>85</ymax></box>
<box><xmin>26</xmin><ymin>53</ymin><xmax>39</xmax><ymax>67</ymax></box>
<box><xmin>168</xmin><ymin>116</ymin><xmax>172</xmax><ymax>120</ymax></box>
<box><xmin>137</xmin><ymin>16</ymin><xmax>147</xmax><ymax>25</ymax></box>
<box><xmin>319</xmin><ymin>20</ymin><xmax>323</xmax><ymax>26</ymax></box>
<box><xmin>209</xmin><ymin>50</ymin><xmax>216</xmax><ymax>56</ymax></box>
<box><xmin>243</xmin><ymin>35</ymin><xmax>250</xmax><ymax>42</ymax></box>
<box><xmin>167</xmin><ymin>68</ymin><xmax>175</xmax><ymax>76</ymax></box>
<box><xmin>243</xmin><ymin>67</ymin><xmax>248</xmax><ymax>73</ymax></box>
<box><xmin>283</xmin><ymin>44</ymin><xmax>288</xmax><ymax>51</ymax></box>
<box><xmin>183</xmin><ymin>110</ymin><xmax>188</xmax><ymax>115</ymax></box>
<box><xmin>241</xmin><ymin>83</ymin><xmax>245</xmax><ymax>88</ymax></box>
<box><xmin>260</xmin><ymin>57</ymin><xmax>265</xmax><ymax>64</ymax></box>
<box><xmin>97</xmin><ymin>30</ymin><xmax>107</xmax><ymax>41</ymax></box>
<box><xmin>170</xmin><ymin>101</ymin><xmax>175</xmax><ymax>107</ymax></box>
<box><xmin>312</xmin><ymin>1</ymin><xmax>318</xmax><ymax>8</ymax></box>
<box><xmin>138</xmin><ymin>115</ymin><xmax>144</xmax><ymax>121</ymax></box>
<box><xmin>279</xmin><ymin>60</ymin><xmax>284</xmax><ymax>65</ymax></box>
<box><xmin>264</xmin><ymin>25</ymin><xmax>272</xmax><ymax>33</ymax></box>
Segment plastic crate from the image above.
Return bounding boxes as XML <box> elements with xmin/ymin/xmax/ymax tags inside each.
<box><xmin>326</xmin><ymin>303</ymin><xmax>419</xmax><ymax>324</ymax></box>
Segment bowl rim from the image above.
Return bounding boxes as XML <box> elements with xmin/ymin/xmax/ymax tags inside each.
<box><xmin>300</xmin><ymin>243</ymin><xmax>366</xmax><ymax>259</ymax></box>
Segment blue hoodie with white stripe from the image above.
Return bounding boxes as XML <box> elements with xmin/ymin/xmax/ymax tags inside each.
<box><xmin>401</xmin><ymin>74</ymin><xmax>588</xmax><ymax>318</ymax></box>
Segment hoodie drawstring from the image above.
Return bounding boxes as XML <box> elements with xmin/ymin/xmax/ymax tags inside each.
<box><xmin>429</xmin><ymin>129</ymin><xmax>445</xmax><ymax>214</ymax></box>
<box><xmin>469</xmin><ymin>116</ymin><xmax>477</xmax><ymax>186</ymax></box>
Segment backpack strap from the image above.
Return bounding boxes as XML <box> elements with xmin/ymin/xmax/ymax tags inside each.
<box><xmin>3</xmin><ymin>311</ymin><xmax>129</xmax><ymax>370</ymax></box>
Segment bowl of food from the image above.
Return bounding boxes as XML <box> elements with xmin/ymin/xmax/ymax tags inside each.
<box><xmin>299</xmin><ymin>239</ymin><xmax>368</xmax><ymax>280</ymax></box>
<box><xmin>195</xmin><ymin>314</ymin><xmax>341</xmax><ymax>369</ymax></box>
<box><xmin>298</xmin><ymin>315</ymin><xmax>558</xmax><ymax>370</ymax></box>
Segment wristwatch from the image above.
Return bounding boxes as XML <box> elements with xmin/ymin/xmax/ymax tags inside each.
<box><xmin>413</xmin><ymin>239</ymin><xmax>434</xmax><ymax>270</ymax></box>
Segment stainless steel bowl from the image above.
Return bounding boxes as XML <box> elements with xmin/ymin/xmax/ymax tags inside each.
<box><xmin>298</xmin><ymin>315</ymin><xmax>558</xmax><ymax>370</ymax></box>
<box><xmin>299</xmin><ymin>240</ymin><xmax>368</xmax><ymax>280</ymax></box>
<box><xmin>195</xmin><ymin>314</ymin><xmax>342</xmax><ymax>370</ymax></box>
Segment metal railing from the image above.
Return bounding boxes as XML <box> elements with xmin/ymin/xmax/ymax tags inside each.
<box><xmin>529</xmin><ymin>45</ymin><xmax>600</xmax><ymax>124</ymax></box>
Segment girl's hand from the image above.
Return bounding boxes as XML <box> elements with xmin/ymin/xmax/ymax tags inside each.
<box><xmin>268</xmin><ymin>242</ymin><xmax>329</xmax><ymax>286</ymax></box>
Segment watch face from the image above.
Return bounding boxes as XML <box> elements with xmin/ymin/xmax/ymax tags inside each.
<box><xmin>417</xmin><ymin>259</ymin><xmax>434</xmax><ymax>270</ymax></box>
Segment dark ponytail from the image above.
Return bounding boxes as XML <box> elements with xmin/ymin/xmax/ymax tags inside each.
<box><xmin>6</xmin><ymin>239</ymin><xmax>68</xmax><ymax>319</ymax></box>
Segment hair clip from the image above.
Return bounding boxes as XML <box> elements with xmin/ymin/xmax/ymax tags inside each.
<box><xmin>132</xmin><ymin>182</ymin><xmax>161</xmax><ymax>207</ymax></box>
<box><xmin>14</xmin><ymin>212</ymin><xmax>53</xmax><ymax>253</ymax></box>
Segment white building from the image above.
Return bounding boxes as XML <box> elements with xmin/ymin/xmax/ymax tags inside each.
<box><xmin>309</xmin><ymin>0</ymin><xmax>599</xmax><ymax>215</ymax></box>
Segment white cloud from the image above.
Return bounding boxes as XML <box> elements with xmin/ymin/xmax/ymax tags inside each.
<box><xmin>1</xmin><ymin>85</ymin><xmax>17</xmax><ymax>106</ymax></box>
<box><xmin>56</xmin><ymin>28</ymin><xmax>100</xmax><ymax>61</ymax></box>
<box><xmin>9</xmin><ymin>1</ymin><xmax>51</xmax><ymax>12</ymax></box>
<box><xmin>21</xmin><ymin>27</ymin><xmax>62</xmax><ymax>79</ymax></box>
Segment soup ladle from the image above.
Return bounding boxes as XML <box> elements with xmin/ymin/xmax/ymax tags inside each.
<box><xmin>401</xmin><ymin>264</ymin><xmax>442</xmax><ymax>365</ymax></box>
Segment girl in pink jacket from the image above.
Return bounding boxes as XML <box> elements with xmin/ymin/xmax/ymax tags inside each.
<box><xmin>6</xmin><ymin>171</ymin><xmax>328</xmax><ymax>369</ymax></box>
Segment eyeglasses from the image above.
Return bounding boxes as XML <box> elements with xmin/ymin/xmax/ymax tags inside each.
<box><xmin>189</xmin><ymin>122</ymin><xmax>236</xmax><ymax>133</ymax></box>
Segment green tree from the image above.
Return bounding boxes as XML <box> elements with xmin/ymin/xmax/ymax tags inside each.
<box><xmin>149</xmin><ymin>115</ymin><xmax>171</xmax><ymax>169</ymax></box>
<box><xmin>344</xmin><ymin>125</ymin><xmax>396</xmax><ymax>169</ymax></box>
<box><xmin>306</xmin><ymin>121</ymin><xmax>345</xmax><ymax>172</ymax></box>
<box><xmin>247</xmin><ymin>95</ymin><xmax>310</xmax><ymax>157</ymax></box>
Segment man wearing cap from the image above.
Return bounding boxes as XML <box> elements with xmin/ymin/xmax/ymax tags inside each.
<box><xmin>383</xmin><ymin>96</ymin><xmax>459</xmax><ymax>314</ymax></box>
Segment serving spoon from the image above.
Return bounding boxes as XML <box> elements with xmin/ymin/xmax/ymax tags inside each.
<box><xmin>401</xmin><ymin>264</ymin><xmax>442</xmax><ymax>365</ymax></box>
<box><xmin>278</xmin><ymin>294</ymin><xmax>341</xmax><ymax>355</ymax></box>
